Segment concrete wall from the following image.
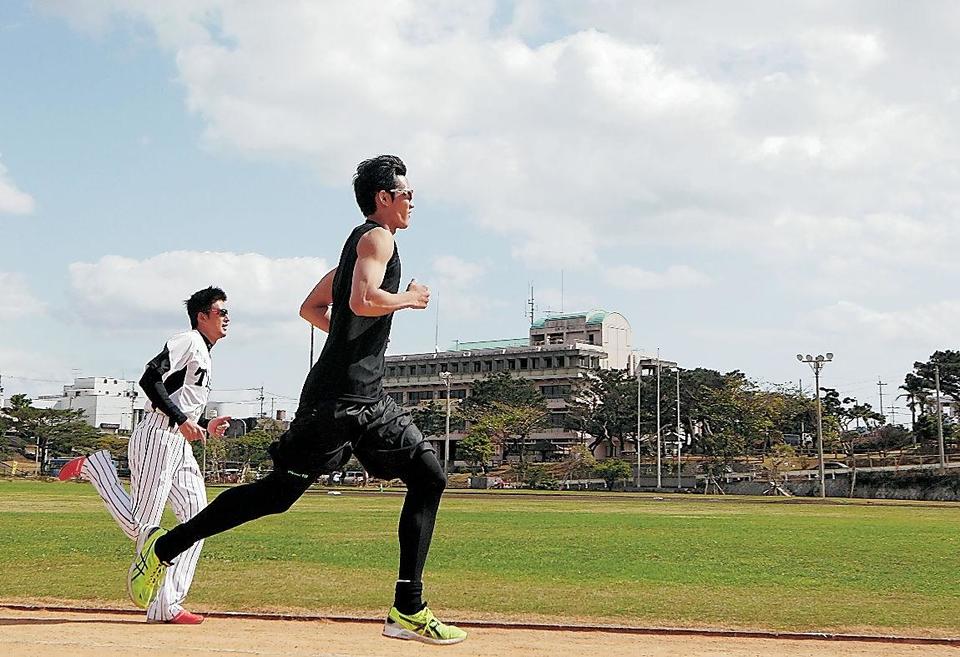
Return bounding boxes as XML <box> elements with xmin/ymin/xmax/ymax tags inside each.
<box><xmin>724</xmin><ymin>471</ymin><xmax>960</xmax><ymax>501</ymax></box>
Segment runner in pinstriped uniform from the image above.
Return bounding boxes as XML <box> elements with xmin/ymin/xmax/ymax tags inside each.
<box><xmin>58</xmin><ymin>287</ymin><xmax>232</xmax><ymax>624</ymax></box>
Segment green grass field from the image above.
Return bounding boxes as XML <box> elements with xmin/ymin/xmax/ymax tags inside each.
<box><xmin>2</xmin><ymin>479</ymin><xmax>959</xmax><ymax>634</ymax></box>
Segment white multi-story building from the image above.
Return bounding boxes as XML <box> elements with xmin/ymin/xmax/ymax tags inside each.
<box><xmin>41</xmin><ymin>377</ymin><xmax>144</xmax><ymax>432</ymax></box>
<box><xmin>384</xmin><ymin>310</ymin><xmax>674</xmax><ymax>462</ymax></box>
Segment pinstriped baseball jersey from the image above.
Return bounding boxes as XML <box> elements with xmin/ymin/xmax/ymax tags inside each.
<box><xmin>143</xmin><ymin>330</ymin><xmax>212</xmax><ymax>424</ymax></box>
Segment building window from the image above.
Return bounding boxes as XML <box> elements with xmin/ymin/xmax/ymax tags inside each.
<box><xmin>532</xmin><ymin>335</ymin><xmax>545</xmax><ymax>346</ymax></box>
<box><xmin>543</xmin><ymin>356</ymin><xmax>552</xmax><ymax>368</ymax></box>
<box><xmin>519</xmin><ymin>358</ymin><xmax>528</xmax><ymax>369</ymax></box>
<box><xmin>484</xmin><ymin>360</ymin><xmax>493</xmax><ymax>372</ymax></box>
<box><xmin>549</xmin><ymin>333</ymin><xmax>564</xmax><ymax>344</ymax></box>
<box><xmin>588</xmin><ymin>334</ymin><xmax>595</xmax><ymax>344</ymax></box>
<box><xmin>408</xmin><ymin>365</ymin><xmax>417</xmax><ymax>376</ymax></box>
<box><xmin>555</xmin><ymin>356</ymin><xmax>564</xmax><ymax>368</ymax></box>
<box><xmin>473</xmin><ymin>361</ymin><xmax>482</xmax><ymax>373</ymax></box>
<box><xmin>388</xmin><ymin>391</ymin><xmax>404</xmax><ymax>404</ymax></box>
<box><xmin>451</xmin><ymin>362</ymin><xmax>460</xmax><ymax>373</ymax></box>
<box><xmin>540</xmin><ymin>384</ymin><xmax>571</xmax><ymax>399</ymax></box>
<box><xmin>450</xmin><ymin>388</ymin><xmax>467</xmax><ymax>399</ymax></box>
<box><xmin>429</xmin><ymin>364</ymin><xmax>437</xmax><ymax>375</ymax></box>
<box><xmin>409</xmin><ymin>390</ymin><xmax>434</xmax><ymax>402</ymax></box>
<box><xmin>418</xmin><ymin>364</ymin><xmax>427</xmax><ymax>375</ymax></box>
<box><xmin>548</xmin><ymin>412</ymin><xmax>567</xmax><ymax>428</ymax></box>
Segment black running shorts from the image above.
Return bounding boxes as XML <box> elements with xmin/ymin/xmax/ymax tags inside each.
<box><xmin>268</xmin><ymin>395</ymin><xmax>435</xmax><ymax>480</ymax></box>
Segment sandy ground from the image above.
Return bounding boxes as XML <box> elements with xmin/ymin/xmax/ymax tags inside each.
<box><xmin>1</xmin><ymin>609</ymin><xmax>958</xmax><ymax>657</ymax></box>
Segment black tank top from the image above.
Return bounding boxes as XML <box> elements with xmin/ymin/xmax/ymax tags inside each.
<box><xmin>300</xmin><ymin>220</ymin><xmax>401</xmax><ymax>405</ymax></box>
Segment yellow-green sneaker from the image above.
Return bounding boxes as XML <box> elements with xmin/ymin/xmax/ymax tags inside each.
<box><xmin>127</xmin><ymin>527</ymin><xmax>168</xmax><ymax>609</ymax></box>
<box><xmin>382</xmin><ymin>605</ymin><xmax>467</xmax><ymax>645</ymax></box>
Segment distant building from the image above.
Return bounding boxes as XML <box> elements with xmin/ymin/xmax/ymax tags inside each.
<box><xmin>39</xmin><ymin>377</ymin><xmax>143</xmax><ymax>433</ymax></box>
<box><xmin>383</xmin><ymin>310</ymin><xmax>675</xmax><ymax>462</ymax></box>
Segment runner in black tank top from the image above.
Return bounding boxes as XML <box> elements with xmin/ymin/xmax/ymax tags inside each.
<box><xmin>145</xmin><ymin>155</ymin><xmax>467</xmax><ymax>645</ymax></box>
<box><xmin>300</xmin><ymin>219</ymin><xmax>401</xmax><ymax>405</ymax></box>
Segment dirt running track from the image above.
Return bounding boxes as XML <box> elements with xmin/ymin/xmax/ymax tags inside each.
<box><xmin>2</xmin><ymin>610</ymin><xmax>958</xmax><ymax>657</ymax></box>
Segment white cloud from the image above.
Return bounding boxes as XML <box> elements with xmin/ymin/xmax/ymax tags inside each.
<box><xmin>810</xmin><ymin>300</ymin><xmax>960</xmax><ymax>344</ymax></box>
<box><xmin>432</xmin><ymin>255</ymin><xmax>484</xmax><ymax>289</ymax></box>
<box><xmin>0</xmin><ymin>272</ymin><xmax>44</xmax><ymax>319</ymax></box>
<box><xmin>38</xmin><ymin>2</ymin><xmax>960</xmax><ymax>304</ymax></box>
<box><xmin>68</xmin><ymin>251</ymin><xmax>329</xmax><ymax>335</ymax></box>
<box><xmin>0</xmin><ymin>345</ymin><xmax>73</xmax><ymax>401</ymax></box>
<box><xmin>604</xmin><ymin>265</ymin><xmax>711</xmax><ymax>291</ymax></box>
<box><xmin>0</xmin><ymin>160</ymin><xmax>35</xmax><ymax>215</ymax></box>
<box><xmin>428</xmin><ymin>255</ymin><xmax>505</xmax><ymax>322</ymax></box>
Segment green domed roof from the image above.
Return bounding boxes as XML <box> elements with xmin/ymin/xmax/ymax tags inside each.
<box><xmin>531</xmin><ymin>310</ymin><xmax>609</xmax><ymax>329</ymax></box>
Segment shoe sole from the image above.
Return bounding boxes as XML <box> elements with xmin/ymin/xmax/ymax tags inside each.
<box><xmin>382</xmin><ymin>624</ymin><xmax>465</xmax><ymax>645</ymax></box>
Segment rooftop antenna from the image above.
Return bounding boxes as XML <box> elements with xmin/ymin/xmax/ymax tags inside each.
<box><xmin>528</xmin><ymin>284</ymin><xmax>535</xmax><ymax>326</ymax></box>
<box><xmin>434</xmin><ymin>291</ymin><xmax>440</xmax><ymax>353</ymax></box>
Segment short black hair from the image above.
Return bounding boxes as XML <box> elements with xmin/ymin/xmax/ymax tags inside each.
<box><xmin>353</xmin><ymin>155</ymin><xmax>406</xmax><ymax>216</ymax></box>
<box><xmin>185</xmin><ymin>286</ymin><xmax>227</xmax><ymax>329</ymax></box>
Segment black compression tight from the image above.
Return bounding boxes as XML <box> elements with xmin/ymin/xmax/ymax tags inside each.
<box><xmin>154</xmin><ymin>449</ymin><xmax>448</xmax><ymax>594</ymax></box>
<box><xmin>397</xmin><ymin>449</ymin><xmax>447</xmax><ymax>583</ymax></box>
<box><xmin>154</xmin><ymin>471</ymin><xmax>314</xmax><ymax>563</ymax></box>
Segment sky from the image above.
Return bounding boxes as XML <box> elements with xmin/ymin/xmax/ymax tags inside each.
<box><xmin>2</xmin><ymin>1</ymin><xmax>959</xmax><ymax>422</ymax></box>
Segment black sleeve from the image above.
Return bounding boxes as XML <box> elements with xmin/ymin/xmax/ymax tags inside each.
<box><xmin>140</xmin><ymin>346</ymin><xmax>189</xmax><ymax>426</ymax></box>
<box><xmin>198</xmin><ymin>416</ymin><xmax>210</xmax><ymax>430</ymax></box>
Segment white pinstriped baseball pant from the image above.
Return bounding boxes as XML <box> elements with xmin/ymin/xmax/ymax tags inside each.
<box><xmin>82</xmin><ymin>412</ymin><xmax>206</xmax><ymax>621</ymax></box>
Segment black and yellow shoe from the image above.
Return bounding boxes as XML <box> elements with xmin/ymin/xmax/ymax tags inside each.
<box><xmin>127</xmin><ymin>527</ymin><xmax>168</xmax><ymax>609</ymax></box>
<box><xmin>382</xmin><ymin>605</ymin><xmax>467</xmax><ymax>645</ymax></box>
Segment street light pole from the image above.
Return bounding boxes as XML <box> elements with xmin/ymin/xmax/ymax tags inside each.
<box><xmin>797</xmin><ymin>353</ymin><xmax>833</xmax><ymax>498</ymax></box>
<box><xmin>439</xmin><ymin>371</ymin><xmax>452</xmax><ymax>475</ymax></box>
<box><xmin>676</xmin><ymin>367</ymin><xmax>682</xmax><ymax>489</ymax></box>
<box><xmin>935</xmin><ymin>364</ymin><xmax>945</xmax><ymax>470</ymax></box>
<box><xmin>656</xmin><ymin>349</ymin><xmax>662</xmax><ymax>489</ymax></box>
<box><xmin>636</xmin><ymin>358</ymin><xmax>642</xmax><ymax>488</ymax></box>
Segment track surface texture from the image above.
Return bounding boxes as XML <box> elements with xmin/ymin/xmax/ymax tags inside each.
<box><xmin>2</xmin><ymin>609</ymin><xmax>958</xmax><ymax>657</ymax></box>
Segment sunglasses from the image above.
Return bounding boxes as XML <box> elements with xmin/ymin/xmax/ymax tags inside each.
<box><xmin>205</xmin><ymin>308</ymin><xmax>229</xmax><ymax>318</ymax></box>
<box><xmin>389</xmin><ymin>188</ymin><xmax>414</xmax><ymax>201</ymax></box>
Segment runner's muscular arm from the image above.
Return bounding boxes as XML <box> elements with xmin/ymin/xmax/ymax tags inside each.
<box><xmin>349</xmin><ymin>228</ymin><xmax>429</xmax><ymax>317</ymax></box>
<box><xmin>300</xmin><ymin>267</ymin><xmax>337</xmax><ymax>333</ymax></box>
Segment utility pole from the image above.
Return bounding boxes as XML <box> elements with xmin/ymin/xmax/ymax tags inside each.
<box><xmin>935</xmin><ymin>365</ymin><xmax>945</xmax><ymax>470</ymax></box>
<box><xmin>877</xmin><ymin>378</ymin><xmax>887</xmax><ymax>424</ymax></box>
<box><xmin>887</xmin><ymin>402</ymin><xmax>898</xmax><ymax>426</ymax></box>
<box><xmin>258</xmin><ymin>386</ymin><xmax>265</xmax><ymax>418</ymax></box>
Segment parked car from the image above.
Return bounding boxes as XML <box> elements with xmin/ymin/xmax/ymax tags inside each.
<box><xmin>342</xmin><ymin>471</ymin><xmax>365</xmax><ymax>485</ymax></box>
<box><xmin>823</xmin><ymin>461</ymin><xmax>850</xmax><ymax>470</ymax></box>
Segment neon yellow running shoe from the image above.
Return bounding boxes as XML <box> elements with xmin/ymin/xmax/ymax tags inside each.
<box><xmin>127</xmin><ymin>527</ymin><xmax>168</xmax><ymax>609</ymax></box>
<box><xmin>382</xmin><ymin>605</ymin><xmax>467</xmax><ymax>645</ymax></box>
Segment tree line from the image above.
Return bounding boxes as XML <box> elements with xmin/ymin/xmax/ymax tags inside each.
<box><xmin>3</xmin><ymin>350</ymin><xmax>957</xmax><ymax>480</ymax></box>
